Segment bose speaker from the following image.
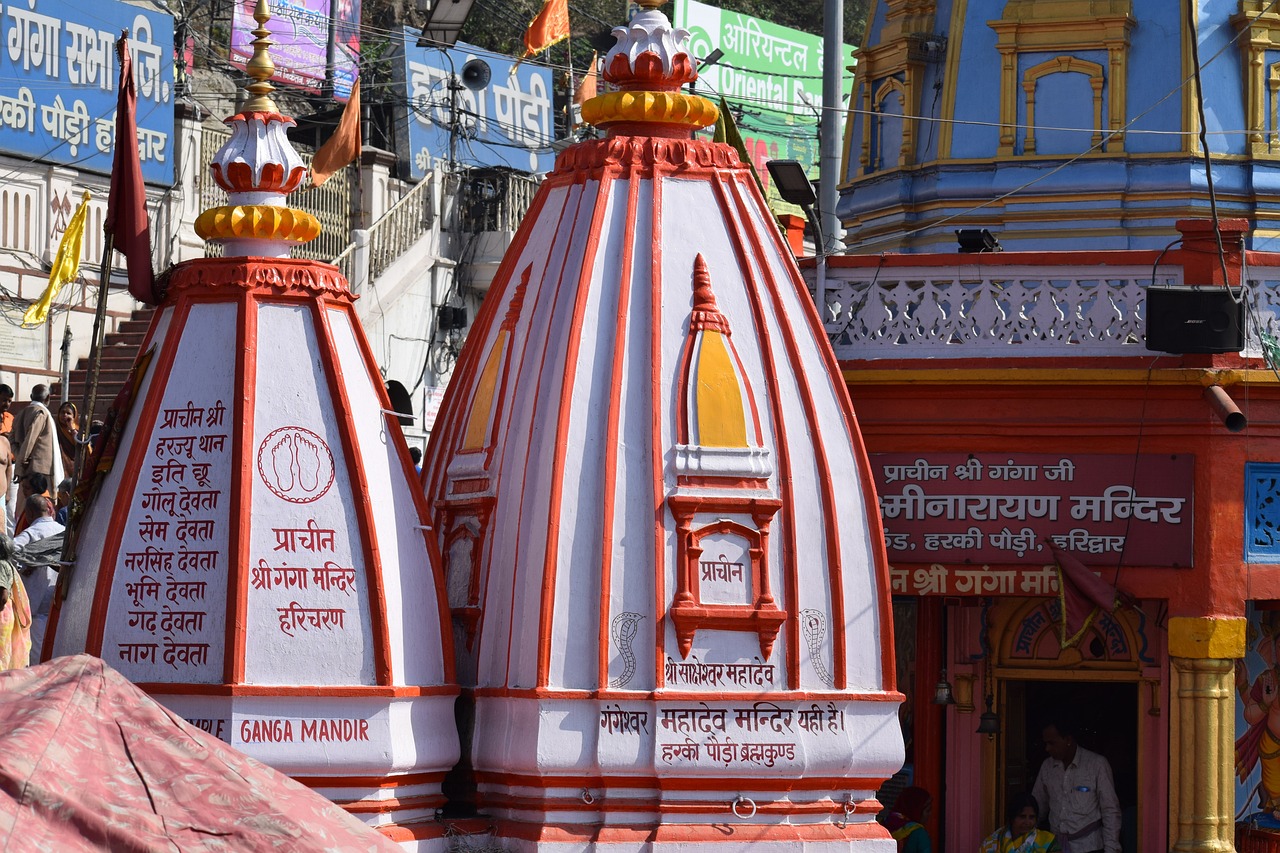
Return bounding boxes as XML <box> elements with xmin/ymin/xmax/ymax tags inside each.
<box><xmin>1145</xmin><ymin>285</ymin><xmax>1244</xmax><ymax>354</ymax></box>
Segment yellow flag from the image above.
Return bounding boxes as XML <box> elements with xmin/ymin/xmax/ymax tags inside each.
<box><xmin>24</xmin><ymin>190</ymin><xmax>91</xmax><ymax>327</ymax></box>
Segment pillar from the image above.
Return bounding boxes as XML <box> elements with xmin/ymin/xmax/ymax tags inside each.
<box><xmin>778</xmin><ymin>213</ymin><xmax>806</xmax><ymax>256</ymax></box>
<box><xmin>357</xmin><ymin>147</ymin><xmax>398</xmax><ymax>228</ymax></box>
<box><xmin>1175</xmin><ymin>218</ymin><xmax>1248</xmax><ymax>287</ymax></box>
<box><xmin>172</xmin><ymin>100</ymin><xmax>208</xmax><ymax>263</ymax></box>
<box><xmin>1168</xmin><ymin>616</ymin><xmax>1245</xmax><ymax>853</ymax></box>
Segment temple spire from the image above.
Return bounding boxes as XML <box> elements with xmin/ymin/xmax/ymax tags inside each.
<box><xmin>242</xmin><ymin>0</ymin><xmax>278</xmax><ymax>113</ymax></box>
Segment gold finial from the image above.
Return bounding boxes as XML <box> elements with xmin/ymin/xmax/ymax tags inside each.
<box><xmin>243</xmin><ymin>0</ymin><xmax>278</xmax><ymax>112</ymax></box>
<box><xmin>635</xmin><ymin>0</ymin><xmax>665</xmax><ymax>8</ymax></box>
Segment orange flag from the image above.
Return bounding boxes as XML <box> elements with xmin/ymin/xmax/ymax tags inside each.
<box><xmin>574</xmin><ymin>51</ymin><xmax>598</xmax><ymax>107</ymax></box>
<box><xmin>310</xmin><ymin>79</ymin><xmax>361</xmax><ymax>188</ymax></box>
<box><xmin>521</xmin><ymin>0</ymin><xmax>570</xmax><ymax>59</ymax></box>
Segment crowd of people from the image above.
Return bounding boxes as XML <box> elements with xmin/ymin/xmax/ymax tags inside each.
<box><xmin>0</xmin><ymin>383</ymin><xmax>88</xmax><ymax>671</ymax></box>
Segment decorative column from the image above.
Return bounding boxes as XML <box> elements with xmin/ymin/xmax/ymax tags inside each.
<box><xmin>1168</xmin><ymin>616</ymin><xmax>1244</xmax><ymax>853</ymax></box>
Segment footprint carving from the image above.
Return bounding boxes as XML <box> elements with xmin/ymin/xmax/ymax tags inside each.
<box><xmin>295</xmin><ymin>433</ymin><xmax>320</xmax><ymax>492</ymax></box>
<box><xmin>270</xmin><ymin>433</ymin><xmax>295</xmax><ymax>491</ymax></box>
<box><xmin>256</xmin><ymin>426</ymin><xmax>336</xmax><ymax>504</ymax></box>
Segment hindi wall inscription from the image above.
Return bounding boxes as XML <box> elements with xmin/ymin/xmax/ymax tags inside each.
<box><xmin>872</xmin><ymin>453</ymin><xmax>1193</xmax><ymax>567</ymax></box>
<box><xmin>0</xmin><ymin>0</ymin><xmax>174</xmax><ymax>181</ymax></box>
<box><xmin>106</xmin><ymin>398</ymin><xmax>231</xmax><ymax>681</ymax></box>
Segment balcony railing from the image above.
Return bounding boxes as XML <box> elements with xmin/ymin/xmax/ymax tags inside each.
<box><xmin>366</xmin><ymin>169</ymin><xmax>436</xmax><ymax>282</ymax></box>
<box><xmin>816</xmin><ymin>261</ymin><xmax>1183</xmax><ymax>358</ymax></box>
<box><xmin>460</xmin><ymin>169</ymin><xmax>541</xmax><ymax>233</ymax></box>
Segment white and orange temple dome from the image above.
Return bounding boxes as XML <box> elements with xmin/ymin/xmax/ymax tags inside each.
<box><xmin>421</xmin><ymin>0</ymin><xmax>905</xmax><ymax>847</ymax></box>
<box><xmin>47</xmin><ymin>4</ymin><xmax>459</xmax><ymax>847</ymax></box>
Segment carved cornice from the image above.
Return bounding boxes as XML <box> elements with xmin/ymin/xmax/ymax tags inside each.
<box><xmin>163</xmin><ymin>257</ymin><xmax>352</xmax><ymax>302</ymax></box>
<box><xmin>552</xmin><ymin>136</ymin><xmax>745</xmax><ymax>177</ymax></box>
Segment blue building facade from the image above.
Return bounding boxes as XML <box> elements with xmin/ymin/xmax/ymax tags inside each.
<box><xmin>840</xmin><ymin>0</ymin><xmax>1280</xmax><ymax>253</ymax></box>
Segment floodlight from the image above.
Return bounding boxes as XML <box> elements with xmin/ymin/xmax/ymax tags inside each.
<box><xmin>698</xmin><ymin>48</ymin><xmax>724</xmax><ymax>69</ymax></box>
<box><xmin>766</xmin><ymin>160</ymin><xmax>817</xmax><ymax>208</ymax></box>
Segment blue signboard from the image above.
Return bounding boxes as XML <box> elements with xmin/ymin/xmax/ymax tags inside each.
<box><xmin>393</xmin><ymin>31</ymin><xmax>555</xmax><ymax>178</ymax></box>
<box><xmin>0</xmin><ymin>0</ymin><xmax>175</xmax><ymax>184</ymax></box>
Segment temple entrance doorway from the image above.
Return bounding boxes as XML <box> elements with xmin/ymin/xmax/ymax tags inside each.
<box><xmin>1001</xmin><ymin>679</ymin><xmax>1139</xmax><ymax>848</ymax></box>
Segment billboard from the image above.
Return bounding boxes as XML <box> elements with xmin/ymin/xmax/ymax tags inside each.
<box><xmin>230</xmin><ymin>0</ymin><xmax>360</xmax><ymax>101</ymax></box>
<box><xmin>672</xmin><ymin>0</ymin><xmax>855</xmax><ymax>212</ymax></box>
<box><xmin>0</xmin><ymin>0</ymin><xmax>175</xmax><ymax>184</ymax></box>
<box><xmin>393</xmin><ymin>32</ymin><xmax>555</xmax><ymax>178</ymax></box>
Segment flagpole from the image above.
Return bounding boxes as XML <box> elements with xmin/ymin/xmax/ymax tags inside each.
<box><xmin>62</xmin><ymin>231</ymin><xmax>113</xmax><ymax>568</ymax></box>
<box><xmin>566</xmin><ymin>33</ymin><xmax>575</xmax><ymax>133</ymax></box>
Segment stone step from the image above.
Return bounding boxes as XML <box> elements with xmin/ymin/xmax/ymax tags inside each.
<box><xmin>52</xmin><ymin>306</ymin><xmax>156</xmax><ymax>423</ymax></box>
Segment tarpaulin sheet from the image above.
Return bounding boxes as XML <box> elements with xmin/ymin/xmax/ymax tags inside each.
<box><xmin>0</xmin><ymin>655</ymin><xmax>400</xmax><ymax>852</ymax></box>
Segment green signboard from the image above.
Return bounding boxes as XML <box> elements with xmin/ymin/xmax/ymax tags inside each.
<box><xmin>672</xmin><ymin>0</ymin><xmax>856</xmax><ymax>215</ymax></box>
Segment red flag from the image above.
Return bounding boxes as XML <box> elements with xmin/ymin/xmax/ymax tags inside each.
<box><xmin>1049</xmin><ymin>543</ymin><xmax>1124</xmax><ymax>648</ymax></box>
<box><xmin>107</xmin><ymin>33</ymin><xmax>156</xmax><ymax>305</ymax></box>
<box><xmin>310</xmin><ymin>78</ymin><xmax>361</xmax><ymax>188</ymax></box>
<box><xmin>521</xmin><ymin>0</ymin><xmax>570</xmax><ymax>59</ymax></box>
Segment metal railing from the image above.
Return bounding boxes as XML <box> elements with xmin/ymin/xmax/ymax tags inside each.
<box><xmin>198</xmin><ymin>123</ymin><xmax>354</xmax><ymax>262</ymax></box>
<box><xmin>460</xmin><ymin>169</ymin><xmax>541</xmax><ymax>233</ymax></box>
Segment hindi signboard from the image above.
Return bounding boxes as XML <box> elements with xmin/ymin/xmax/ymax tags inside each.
<box><xmin>0</xmin><ymin>0</ymin><xmax>174</xmax><ymax>183</ymax></box>
<box><xmin>672</xmin><ymin>0</ymin><xmax>855</xmax><ymax>213</ymax></box>
<box><xmin>392</xmin><ymin>31</ymin><xmax>555</xmax><ymax>179</ymax></box>
<box><xmin>229</xmin><ymin>0</ymin><xmax>360</xmax><ymax>101</ymax></box>
<box><xmin>872</xmin><ymin>453</ymin><xmax>1194</xmax><ymax>569</ymax></box>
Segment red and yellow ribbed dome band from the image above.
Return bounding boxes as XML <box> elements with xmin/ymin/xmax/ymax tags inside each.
<box><xmin>195</xmin><ymin>205</ymin><xmax>321</xmax><ymax>245</ymax></box>
<box><xmin>579</xmin><ymin>90</ymin><xmax>718</xmax><ymax>130</ymax></box>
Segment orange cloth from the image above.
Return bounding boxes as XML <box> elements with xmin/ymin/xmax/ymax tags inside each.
<box><xmin>575</xmin><ymin>51</ymin><xmax>598</xmax><ymax>107</ymax></box>
<box><xmin>522</xmin><ymin>0</ymin><xmax>570</xmax><ymax>58</ymax></box>
<box><xmin>310</xmin><ymin>79</ymin><xmax>361</xmax><ymax>188</ymax></box>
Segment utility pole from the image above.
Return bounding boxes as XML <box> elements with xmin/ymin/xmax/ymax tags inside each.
<box><xmin>819</xmin><ymin>0</ymin><xmax>843</xmax><ymax>252</ymax></box>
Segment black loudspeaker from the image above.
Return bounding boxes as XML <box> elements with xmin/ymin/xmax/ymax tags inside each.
<box><xmin>460</xmin><ymin>59</ymin><xmax>491</xmax><ymax>91</ymax></box>
<box><xmin>1145</xmin><ymin>285</ymin><xmax>1244</xmax><ymax>354</ymax></box>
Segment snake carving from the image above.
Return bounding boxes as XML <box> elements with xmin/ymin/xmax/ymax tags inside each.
<box><xmin>609</xmin><ymin>612</ymin><xmax>644</xmax><ymax>688</ymax></box>
<box><xmin>800</xmin><ymin>609</ymin><xmax>833</xmax><ymax>687</ymax></box>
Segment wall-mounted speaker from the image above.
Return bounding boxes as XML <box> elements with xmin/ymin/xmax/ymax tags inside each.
<box><xmin>1145</xmin><ymin>285</ymin><xmax>1244</xmax><ymax>354</ymax></box>
<box><xmin>438</xmin><ymin>305</ymin><xmax>468</xmax><ymax>331</ymax></box>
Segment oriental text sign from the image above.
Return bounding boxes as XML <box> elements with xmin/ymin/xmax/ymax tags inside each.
<box><xmin>871</xmin><ymin>453</ymin><xmax>1193</xmax><ymax>568</ymax></box>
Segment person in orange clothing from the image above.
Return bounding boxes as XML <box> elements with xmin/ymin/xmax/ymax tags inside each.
<box><xmin>0</xmin><ymin>533</ymin><xmax>31</xmax><ymax>670</ymax></box>
<box><xmin>0</xmin><ymin>384</ymin><xmax>13</xmax><ymax>438</ymax></box>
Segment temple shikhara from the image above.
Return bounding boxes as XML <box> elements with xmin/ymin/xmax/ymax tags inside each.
<box><xmin>420</xmin><ymin>0</ymin><xmax>902</xmax><ymax>846</ymax></box>
<box><xmin>37</xmin><ymin>0</ymin><xmax>905</xmax><ymax>849</ymax></box>
<box><xmin>46</xmin><ymin>4</ymin><xmax>459</xmax><ymax>848</ymax></box>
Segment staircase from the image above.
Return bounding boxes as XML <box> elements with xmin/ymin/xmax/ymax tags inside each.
<box><xmin>53</xmin><ymin>307</ymin><xmax>156</xmax><ymax>423</ymax></box>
